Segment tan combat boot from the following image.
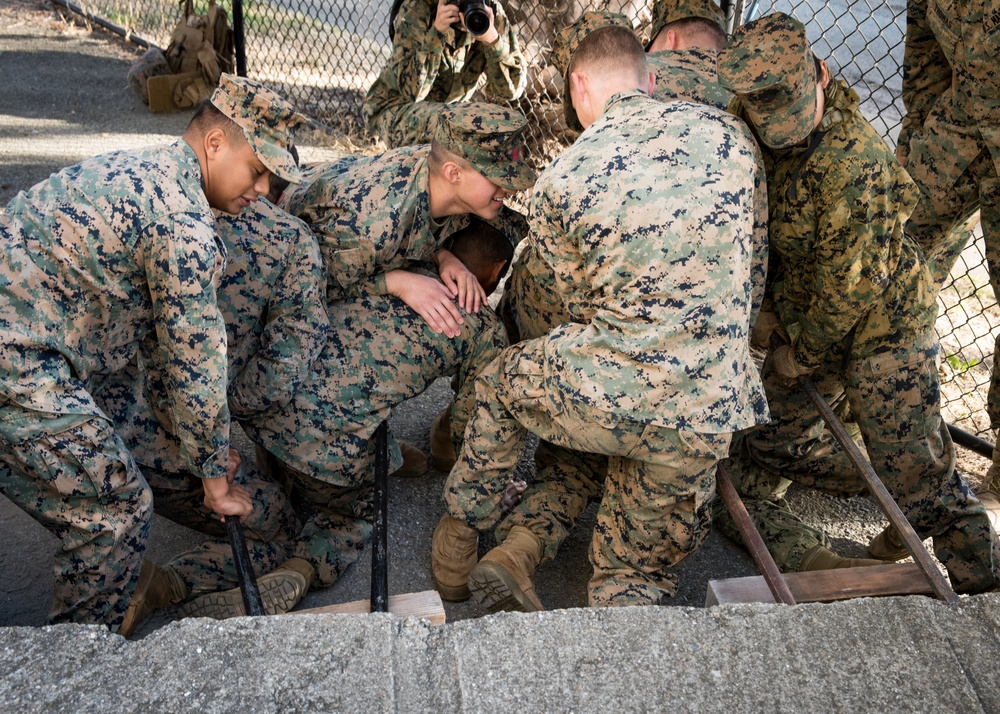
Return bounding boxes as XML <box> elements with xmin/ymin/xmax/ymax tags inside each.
<box><xmin>429</xmin><ymin>406</ymin><xmax>457</xmax><ymax>472</ymax></box>
<box><xmin>468</xmin><ymin>525</ymin><xmax>544</xmax><ymax>612</ymax></box>
<box><xmin>391</xmin><ymin>441</ymin><xmax>429</xmax><ymax>479</ymax></box>
<box><xmin>119</xmin><ymin>559</ymin><xmax>187</xmax><ymax>638</ymax></box>
<box><xmin>867</xmin><ymin>525</ymin><xmax>910</xmax><ymax>561</ymax></box>
<box><xmin>180</xmin><ymin>557</ymin><xmax>312</xmax><ymax>619</ymax></box>
<box><xmin>431</xmin><ymin>514</ymin><xmax>478</xmax><ymax>601</ymax></box>
<box><xmin>798</xmin><ymin>545</ymin><xmax>885</xmax><ymax>571</ymax></box>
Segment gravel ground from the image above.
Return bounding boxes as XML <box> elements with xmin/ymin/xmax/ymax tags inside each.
<box><xmin>0</xmin><ymin>0</ymin><xmax>991</xmax><ymax>639</ymax></box>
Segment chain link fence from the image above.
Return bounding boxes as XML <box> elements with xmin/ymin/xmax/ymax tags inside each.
<box><xmin>66</xmin><ymin>0</ymin><xmax>998</xmax><ymax>439</ymax></box>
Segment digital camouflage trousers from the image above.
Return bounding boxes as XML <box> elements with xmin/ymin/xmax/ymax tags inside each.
<box><xmin>444</xmin><ymin>339</ymin><xmax>731</xmax><ymax>607</ymax></box>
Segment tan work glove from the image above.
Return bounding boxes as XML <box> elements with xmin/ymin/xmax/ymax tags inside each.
<box><xmin>771</xmin><ymin>344</ymin><xmax>815</xmax><ymax>381</ymax></box>
<box><xmin>752</xmin><ymin>311</ymin><xmax>790</xmax><ymax>350</ymax></box>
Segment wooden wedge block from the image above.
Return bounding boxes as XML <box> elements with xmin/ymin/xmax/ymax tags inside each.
<box><xmin>705</xmin><ymin>563</ymin><xmax>936</xmax><ymax>606</ymax></box>
<box><xmin>147</xmin><ymin>72</ymin><xmax>201</xmax><ymax>113</ymax></box>
<box><xmin>292</xmin><ymin>590</ymin><xmax>446</xmax><ymax>626</ymax></box>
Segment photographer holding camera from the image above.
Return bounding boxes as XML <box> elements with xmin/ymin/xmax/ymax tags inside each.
<box><xmin>364</xmin><ymin>0</ymin><xmax>526</xmax><ymax>149</ymax></box>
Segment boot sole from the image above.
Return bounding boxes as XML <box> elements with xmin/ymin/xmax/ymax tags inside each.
<box><xmin>468</xmin><ymin>561</ymin><xmax>543</xmax><ymax>613</ymax></box>
<box><xmin>180</xmin><ymin>571</ymin><xmax>307</xmax><ymax>619</ymax></box>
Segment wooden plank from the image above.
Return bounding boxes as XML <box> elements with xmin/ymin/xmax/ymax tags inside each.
<box><xmin>795</xmin><ymin>375</ymin><xmax>959</xmax><ymax>603</ymax></box>
<box><xmin>293</xmin><ymin>590</ymin><xmax>446</xmax><ymax>626</ymax></box>
<box><xmin>716</xmin><ymin>464</ymin><xmax>796</xmax><ymax>605</ymax></box>
<box><xmin>706</xmin><ymin>563</ymin><xmax>936</xmax><ymax>606</ymax></box>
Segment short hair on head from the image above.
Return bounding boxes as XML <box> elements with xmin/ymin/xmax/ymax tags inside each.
<box><xmin>268</xmin><ymin>144</ymin><xmax>299</xmax><ymax>201</ymax></box>
<box><xmin>448</xmin><ymin>217</ymin><xmax>514</xmax><ymax>278</ymax></box>
<box><xmin>661</xmin><ymin>17</ymin><xmax>726</xmax><ymax>50</ymax></box>
<box><xmin>187</xmin><ymin>99</ymin><xmax>246</xmax><ymax>145</ymax></box>
<box><xmin>428</xmin><ymin>140</ymin><xmax>474</xmax><ymax>175</ymax></box>
<box><xmin>569</xmin><ymin>25</ymin><xmax>648</xmax><ymax>86</ymax></box>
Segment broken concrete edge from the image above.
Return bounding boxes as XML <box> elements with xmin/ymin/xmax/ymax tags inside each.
<box><xmin>1</xmin><ymin>594</ymin><xmax>998</xmax><ymax>713</ymax></box>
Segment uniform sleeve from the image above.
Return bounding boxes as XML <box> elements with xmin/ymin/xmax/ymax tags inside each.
<box><xmin>897</xmin><ymin>0</ymin><xmax>951</xmax><ymax>162</ymax></box>
<box><xmin>748</xmin><ymin>145</ymin><xmax>769</xmax><ymax>329</ymax></box>
<box><xmin>303</xmin><ymin>200</ymin><xmax>393</xmax><ymax>301</ymax></box>
<box><xmin>477</xmin><ymin>5</ymin><xmax>527</xmax><ymax>102</ymax></box>
<box><xmin>143</xmin><ymin>212</ymin><xmax>230</xmax><ymax>481</ymax></box>
<box><xmin>363</xmin><ymin>0</ymin><xmax>448</xmax><ymax>129</ymax></box>
<box><xmin>529</xmin><ymin>179</ymin><xmax>594</xmax><ymax>325</ymax></box>
<box><xmin>790</xmin><ymin>149</ymin><xmax>900</xmax><ymax>368</ymax></box>
<box><xmin>228</xmin><ymin>227</ymin><xmax>331</xmax><ymax>419</ymax></box>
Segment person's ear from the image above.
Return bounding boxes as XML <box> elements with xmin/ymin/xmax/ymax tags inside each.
<box><xmin>647</xmin><ymin>70</ymin><xmax>656</xmax><ymax>96</ymax></box>
<box><xmin>665</xmin><ymin>29</ymin><xmax>680</xmax><ymax>50</ymax></box>
<box><xmin>203</xmin><ymin>127</ymin><xmax>227</xmax><ymax>161</ymax></box>
<box><xmin>818</xmin><ymin>58</ymin><xmax>831</xmax><ymax>89</ymax></box>
<box><xmin>442</xmin><ymin>160</ymin><xmax>462</xmax><ymax>185</ymax></box>
<box><xmin>569</xmin><ymin>72</ymin><xmax>590</xmax><ymax>124</ymax></box>
<box><xmin>570</xmin><ymin>70</ymin><xmax>589</xmax><ymax>111</ymax></box>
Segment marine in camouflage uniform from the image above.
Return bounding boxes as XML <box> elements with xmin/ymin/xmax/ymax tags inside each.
<box><xmin>480</xmin><ymin>7</ymin><xmax>761</xmax><ymax>607</ymax></box>
<box><xmin>253</xmin><ymin>106</ymin><xmax>532</xmax><ymax>589</ymax></box>
<box><xmin>281</xmin><ymin>150</ymin><xmax>469</xmax><ymax>303</ymax></box>
<box><xmin>437</xmin><ymin>26</ymin><xmax>768</xmax><ymax>608</ymax></box>
<box><xmin>0</xmin><ymin>75</ymin><xmax>304</xmax><ymax>631</ymax></box>
<box><xmin>280</xmin><ymin>103</ymin><xmax>531</xmax><ymax>472</ymax></box>
<box><xmin>895</xmin><ymin>1</ymin><xmax>1000</xmax><ymax>450</ymax></box>
<box><xmin>363</xmin><ymin>0</ymin><xmax>527</xmax><ymax>148</ymax></box>
<box><xmin>282</xmin><ymin>103</ymin><xmax>534</xmax><ymax>306</ymax></box>
<box><xmin>644</xmin><ymin>0</ymin><xmax>732</xmax><ymax>109</ymax></box>
<box><xmin>717</xmin><ymin>13</ymin><xmax>1000</xmax><ymax>592</ymax></box>
<box><xmin>552</xmin><ymin>7</ymin><xmax>733</xmax><ymax>135</ymax></box>
<box><xmin>95</xmin><ymin>198</ymin><xmax>328</xmax><ymax>607</ymax></box>
<box><xmin>241</xmin><ymin>263</ymin><xmax>509</xmax><ymax>588</ymax></box>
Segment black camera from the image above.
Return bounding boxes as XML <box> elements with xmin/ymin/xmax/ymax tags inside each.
<box><xmin>448</xmin><ymin>0</ymin><xmax>493</xmax><ymax>37</ymax></box>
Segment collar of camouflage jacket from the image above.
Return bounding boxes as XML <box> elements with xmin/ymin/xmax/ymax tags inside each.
<box><xmin>816</xmin><ymin>78</ymin><xmax>859</xmax><ymax>133</ymax></box>
<box><xmin>600</xmin><ymin>87</ymin><xmax>651</xmax><ymax>118</ymax></box>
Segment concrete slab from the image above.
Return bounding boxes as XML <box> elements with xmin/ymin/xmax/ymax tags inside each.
<box><xmin>1</xmin><ymin>596</ymin><xmax>998</xmax><ymax>712</ymax></box>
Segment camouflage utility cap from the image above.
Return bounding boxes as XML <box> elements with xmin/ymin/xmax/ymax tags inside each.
<box><xmin>434</xmin><ymin>103</ymin><xmax>536</xmax><ymax>191</ymax></box>
<box><xmin>211</xmin><ymin>73</ymin><xmax>307</xmax><ymax>183</ymax></box>
<box><xmin>649</xmin><ymin>0</ymin><xmax>727</xmax><ymax>42</ymax></box>
<box><xmin>551</xmin><ymin>11</ymin><xmax>635</xmax><ymax>132</ymax></box>
<box><xmin>716</xmin><ymin>12</ymin><xmax>817</xmax><ymax>150</ymax></box>
<box><xmin>551</xmin><ymin>12</ymin><xmax>633</xmax><ymax>77</ymax></box>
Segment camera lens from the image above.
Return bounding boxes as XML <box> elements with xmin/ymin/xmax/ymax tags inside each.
<box><xmin>462</xmin><ymin>3</ymin><xmax>490</xmax><ymax>36</ymax></box>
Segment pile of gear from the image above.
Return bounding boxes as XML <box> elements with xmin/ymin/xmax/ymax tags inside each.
<box><xmin>127</xmin><ymin>0</ymin><xmax>235</xmax><ymax>112</ymax></box>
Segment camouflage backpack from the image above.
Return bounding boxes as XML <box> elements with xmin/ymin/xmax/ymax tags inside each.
<box><xmin>126</xmin><ymin>46</ymin><xmax>171</xmax><ymax>104</ymax></box>
<box><xmin>127</xmin><ymin>0</ymin><xmax>235</xmax><ymax>108</ymax></box>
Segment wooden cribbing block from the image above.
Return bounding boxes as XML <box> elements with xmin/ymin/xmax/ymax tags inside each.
<box><xmin>705</xmin><ymin>563</ymin><xmax>935</xmax><ymax>606</ymax></box>
<box><xmin>293</xmin><ymin>590</ymin><xmax>446</xmax><ymax>626</ymax></box>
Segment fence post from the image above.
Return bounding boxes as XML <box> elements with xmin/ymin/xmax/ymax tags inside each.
<box><xmin>232</xmin><ymin>0</ymin><xmax>247</xmax><ymax>76</ymax></box>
